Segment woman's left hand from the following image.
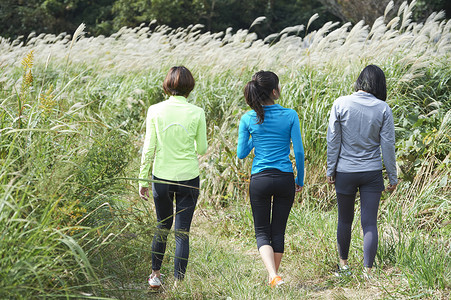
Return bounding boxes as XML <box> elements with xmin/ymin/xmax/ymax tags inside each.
<box><xmin>386</xmin><ymin>183</ymin><xmax>397</xmax><ymax>192</ymax></box>
<box><xmin>326</xmin><ymin>176</ymin><xmax>335</xmax><ymax>184</ymax></box>
<box><xmin>295</xmin><ymin>184</ymin><xmax>303</xmax><ymax>193</ymax></box>
<box><xmin>139</xmin><ymin>186</ymin><xmax>150</xmax><ymax>201</ymax></box>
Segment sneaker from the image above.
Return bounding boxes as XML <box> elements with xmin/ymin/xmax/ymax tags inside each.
<box><xmin>148</xmin><ymin>274</ymin><xmax>162</xmax><ymax>289</ymax></box>
<box><xmin>270</xmin><ymin>275</ymin><xmax>284</xmax><ymax>288</ymax></box>
<box><xmin>334</xmin><ymin>264</ymin><xmax>351</xmax><ymax>277</ymax></box>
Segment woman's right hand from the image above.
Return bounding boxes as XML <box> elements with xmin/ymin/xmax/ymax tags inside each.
<box><xmin>295</xmin><ymin>184</ymin><xmax>303</xmax><ymax>193</ymax></box>
<box><xmin>139</xmin><ymin>186</ymin><xmax>150</xmax><ymax>201</ymax></box>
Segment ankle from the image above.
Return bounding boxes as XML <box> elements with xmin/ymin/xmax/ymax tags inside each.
<box><xmin>269</xmin><ymin>273</ymin><xmax>279</xmax><ymax>282</ymax></box>
<box><xmin>363</xmin><ymin>267</ymin><xmax>373</xmax><ymax>280</ymax></box>
<box><xmin>151</xmin><ymin>270</ymin><xmax>161</xmax><ymax>278</ymax></box>
<box><xmin>339</xmin><ymin>258</ymin><xmax>348</xmax><ymax>267</ymax></box>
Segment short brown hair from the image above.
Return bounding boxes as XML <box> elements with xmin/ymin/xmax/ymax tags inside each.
<box><xmin>163</xmin><ymin>66</ymin><xmax>195</xmax><ymax>97</ymax></box>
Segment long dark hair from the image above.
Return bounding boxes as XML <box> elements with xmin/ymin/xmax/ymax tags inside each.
<box><xmin>244</xmin><ymin>71</ymin><xmax>279</xmax><ymax>124</ymax></box>
<box><xmin>355</xmin><ymin>65</ymin><xmax>387</xmax><ymax>101</ymax></box>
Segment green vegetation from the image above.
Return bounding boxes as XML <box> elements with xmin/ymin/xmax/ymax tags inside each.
<box><xmin>0</xmin><ymin>0</ymin><xmax>338</xmax><ymax>40</ymax></box>
<box><xmin>0</xmin><ymin>1</ymin><xmax>449</xmax><ymax>298</ymax></box>
<box><xmin>2</xmin><ymin>0</ymin><xmax>450</xmax><ymax>40</ymax></box>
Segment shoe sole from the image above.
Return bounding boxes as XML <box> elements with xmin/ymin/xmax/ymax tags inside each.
<box><xmin>149</xmin><ymin>284</ymin><xmax>161</xmax><ymax>291</ymax></box>
<box><xmin>275</xmin><ymin>281</ymin><xmax>285</xmax><ymax>288</ymax></box>
<box><xmin>334</xmin><ymin>272</ymin><xmax>352</xmax><ymax>277</ymax></box>
<box><xmin>148</xmin><ymin>280</ymin><xmax>162</xmax><ymax>289</ymax></box>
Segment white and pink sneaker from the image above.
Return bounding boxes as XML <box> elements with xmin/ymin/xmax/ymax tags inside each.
<box><xmin>148</xmin><ymin>274</ymin><xmax>162</xmax><ymax>289</ymax></box>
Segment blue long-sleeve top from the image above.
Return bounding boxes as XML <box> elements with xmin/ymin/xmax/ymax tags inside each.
<box><xmin>237</xmin><ymin>104</ymin><xmax>305</xmax><ymax>186</ymax></box>
<box><xmin>327</xmin><ymin>91</ymin><xmax>398</xmax><ymax>185</ymax></box>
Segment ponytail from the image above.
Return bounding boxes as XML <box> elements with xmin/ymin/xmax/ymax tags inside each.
<box><xmin>244</xmin><ymin>81</ymin><xmax>265</xmax><ymax>124</ymax></box>
<box><xmin>243</xmin><ymin>71</ymin><xmax>279</xmax><ymax>124</ymax></box>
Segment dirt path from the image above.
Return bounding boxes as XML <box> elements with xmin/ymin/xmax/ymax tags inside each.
<box><xmin>186</xmin><ymin>207</ymin><xmax>392</xmax><ymax>299</ymax></box>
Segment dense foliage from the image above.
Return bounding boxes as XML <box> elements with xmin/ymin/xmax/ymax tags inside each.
<box><xmin>319</xmin><ymin>0</ymin><xmax>451</xmax><ymax>24</ymax></box>
<box><xmin>0</xmin><ymin>1</ymin><xmax>449</xmax><ymax>298</ymax></box>
<box><xmin>1</xmin><ymin>0</ymin><xmax>450</xmax><ymax>40</ymax></box>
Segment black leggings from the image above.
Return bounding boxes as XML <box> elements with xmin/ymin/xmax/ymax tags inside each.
<box><xmin>335</xmin><ymin>171</ymin><xmax>384</xmax><ymax>268</ymax></box>
<box><xmin>151</xmin><ymin>175</ymin><xmax>199</xmax><ymax>280</ymax></box>
<box><xmin>249</xmin><ymin>169</ymin><xmax>295</xmax><ymax>253</ymax></box>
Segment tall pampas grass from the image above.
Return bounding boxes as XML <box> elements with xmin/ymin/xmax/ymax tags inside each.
<box><xmin>0</xmin><ymin>2</ymin><xmax>448</xmax><ymax>80</ymax></box>
<box><xmin>63</xmin><ymin>23</ymin><xmax>85</xmax><ymax>83</ymax></box>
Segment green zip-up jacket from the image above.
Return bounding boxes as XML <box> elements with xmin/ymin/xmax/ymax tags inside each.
<box><xmin>139</xmin><ymin>96</ymin><xmax>207</xmax><ymax>187</ymax></box>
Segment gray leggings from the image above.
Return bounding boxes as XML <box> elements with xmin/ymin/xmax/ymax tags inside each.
<box><xmin>335</xmin><ymin>171</ymin><xmax>384</xmax><ymax>268</ymax></box>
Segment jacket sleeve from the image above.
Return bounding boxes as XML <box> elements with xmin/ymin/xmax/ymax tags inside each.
<box><xmin>291</xmin><ymin>112</ymin><xmax>305</xmax><ymax>186</ymax></box>
<box><xmin>195</xmin><ymin>109</ymin><xmax>208</xmax><ymax>155</ymax></box>
<box><xmin>380</xmin><ymin>107</ymin><xmax>398</xmax><ymax>185</ymax></box>
<box><xmin>237</xmin><ymin>114</ymin><xmax>254</xmax><ymax>159</ymax></box>
<box><xmin>139</xmin><ymin>108</ymin><xmax>157</xmax><ymax>187</ymax></box>
<box><xmin>327</xmin><ymin>102</ymin><xmax>341</xmax><ymax>177</ymax></box>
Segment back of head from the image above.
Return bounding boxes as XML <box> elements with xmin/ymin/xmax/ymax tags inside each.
<box><xmin>163</xmin><ymin>66</ymin><xmax>195</xmax><ymax>97</ymax></box>
<box><xmin>244</xmin><ymin>71</ymin><xmax>279</xmax><ymax>124</ymax></box>
<box><xmin>355</xmin><ymin>65</ymin><xmax>387</xmax><ymax>101</ymax></box>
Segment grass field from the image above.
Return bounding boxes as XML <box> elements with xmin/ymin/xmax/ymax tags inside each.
<box><xmin>0</xmin><ymin>1</ymin><xmax>450</xmax><ymax>299</ymax></box>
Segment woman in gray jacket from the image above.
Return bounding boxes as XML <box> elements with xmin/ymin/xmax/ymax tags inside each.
<box><xmin>326</xmin><ymin>65</ymin><xmax>398</xmax><ymax>278</ymax></box>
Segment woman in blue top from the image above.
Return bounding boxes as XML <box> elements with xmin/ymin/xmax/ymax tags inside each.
<box><xmin>327</xmin><ymin>65</ymin><xmax>398</xmax><ymax>278</ymax></box>
<box><xmin>237</xmin><ymin>71</ymin><xmax>304</xmax><ymax>288</ymax></box>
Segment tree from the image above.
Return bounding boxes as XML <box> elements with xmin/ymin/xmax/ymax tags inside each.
<box><xmin>2</xmin><ymin>0</ymin><xmax>449</xmax><ymax>40</ymax></box>
<box><xmin>269</xmin><ymin>0</ymin><xmax>340</xmax><ymax>33</ymax></box>
<box><xmin>413</xmin><ymin>0</ymin><xmax>451</xmax><ymax>21</ymax></box>
<box><xmin>112</xmin><ymin>0</ymin><xmax>203</xmax><ymax>30</ymax></box>
<box><xmin>193</xmin><ymin>0</ymin><xmax>339</xmax><ymax>36</ymax></box>
<box><xmin>318</xmin><ymin>0</ymin><xmax>396</xmax><ymax>24</ymax></box>
<box><xmin>0</xmin><ymin>0</ymin><xmax>48</xmax><ymax>39</ymax></box>
<box><xmin>0</xmin><ymin>0</ymin><xmax>115</xmax><ymax>39</ymax></box>
<box><xmin>318</xmin><ymin>0</ymin><xmax>451</xmax><ymax>25</ymax></box>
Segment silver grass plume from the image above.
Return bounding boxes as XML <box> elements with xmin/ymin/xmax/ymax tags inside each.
<box><xmin>70</xmin><ymin>23</ymin><xmax>86</xmax><ymax>51</ymax></box>
<box><xmin>249</xmin><ymin>16</ymin><xmax>267</xmax><ymax>29</ymax></box>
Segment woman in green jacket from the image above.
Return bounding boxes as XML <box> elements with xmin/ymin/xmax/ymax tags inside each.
<box><xmin>139</xmin><ymin>66</ymin><xmax>207</xmax><ymax>288</ymax></box>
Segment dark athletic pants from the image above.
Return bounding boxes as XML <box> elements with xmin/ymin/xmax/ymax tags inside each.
<box><xmin>249</xmin><ymin>169</ymin><xmax>295</xmax><ymax>253</ymax></box>
<box><xmin>335</xmin><ymin>170</ymin><xmax>384</xmax><ymax>268</ymax></box>
<box><xmin>151</xmin><ymin>175</ymin><xmax>199</xmax><ymax>280</ymax></box>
